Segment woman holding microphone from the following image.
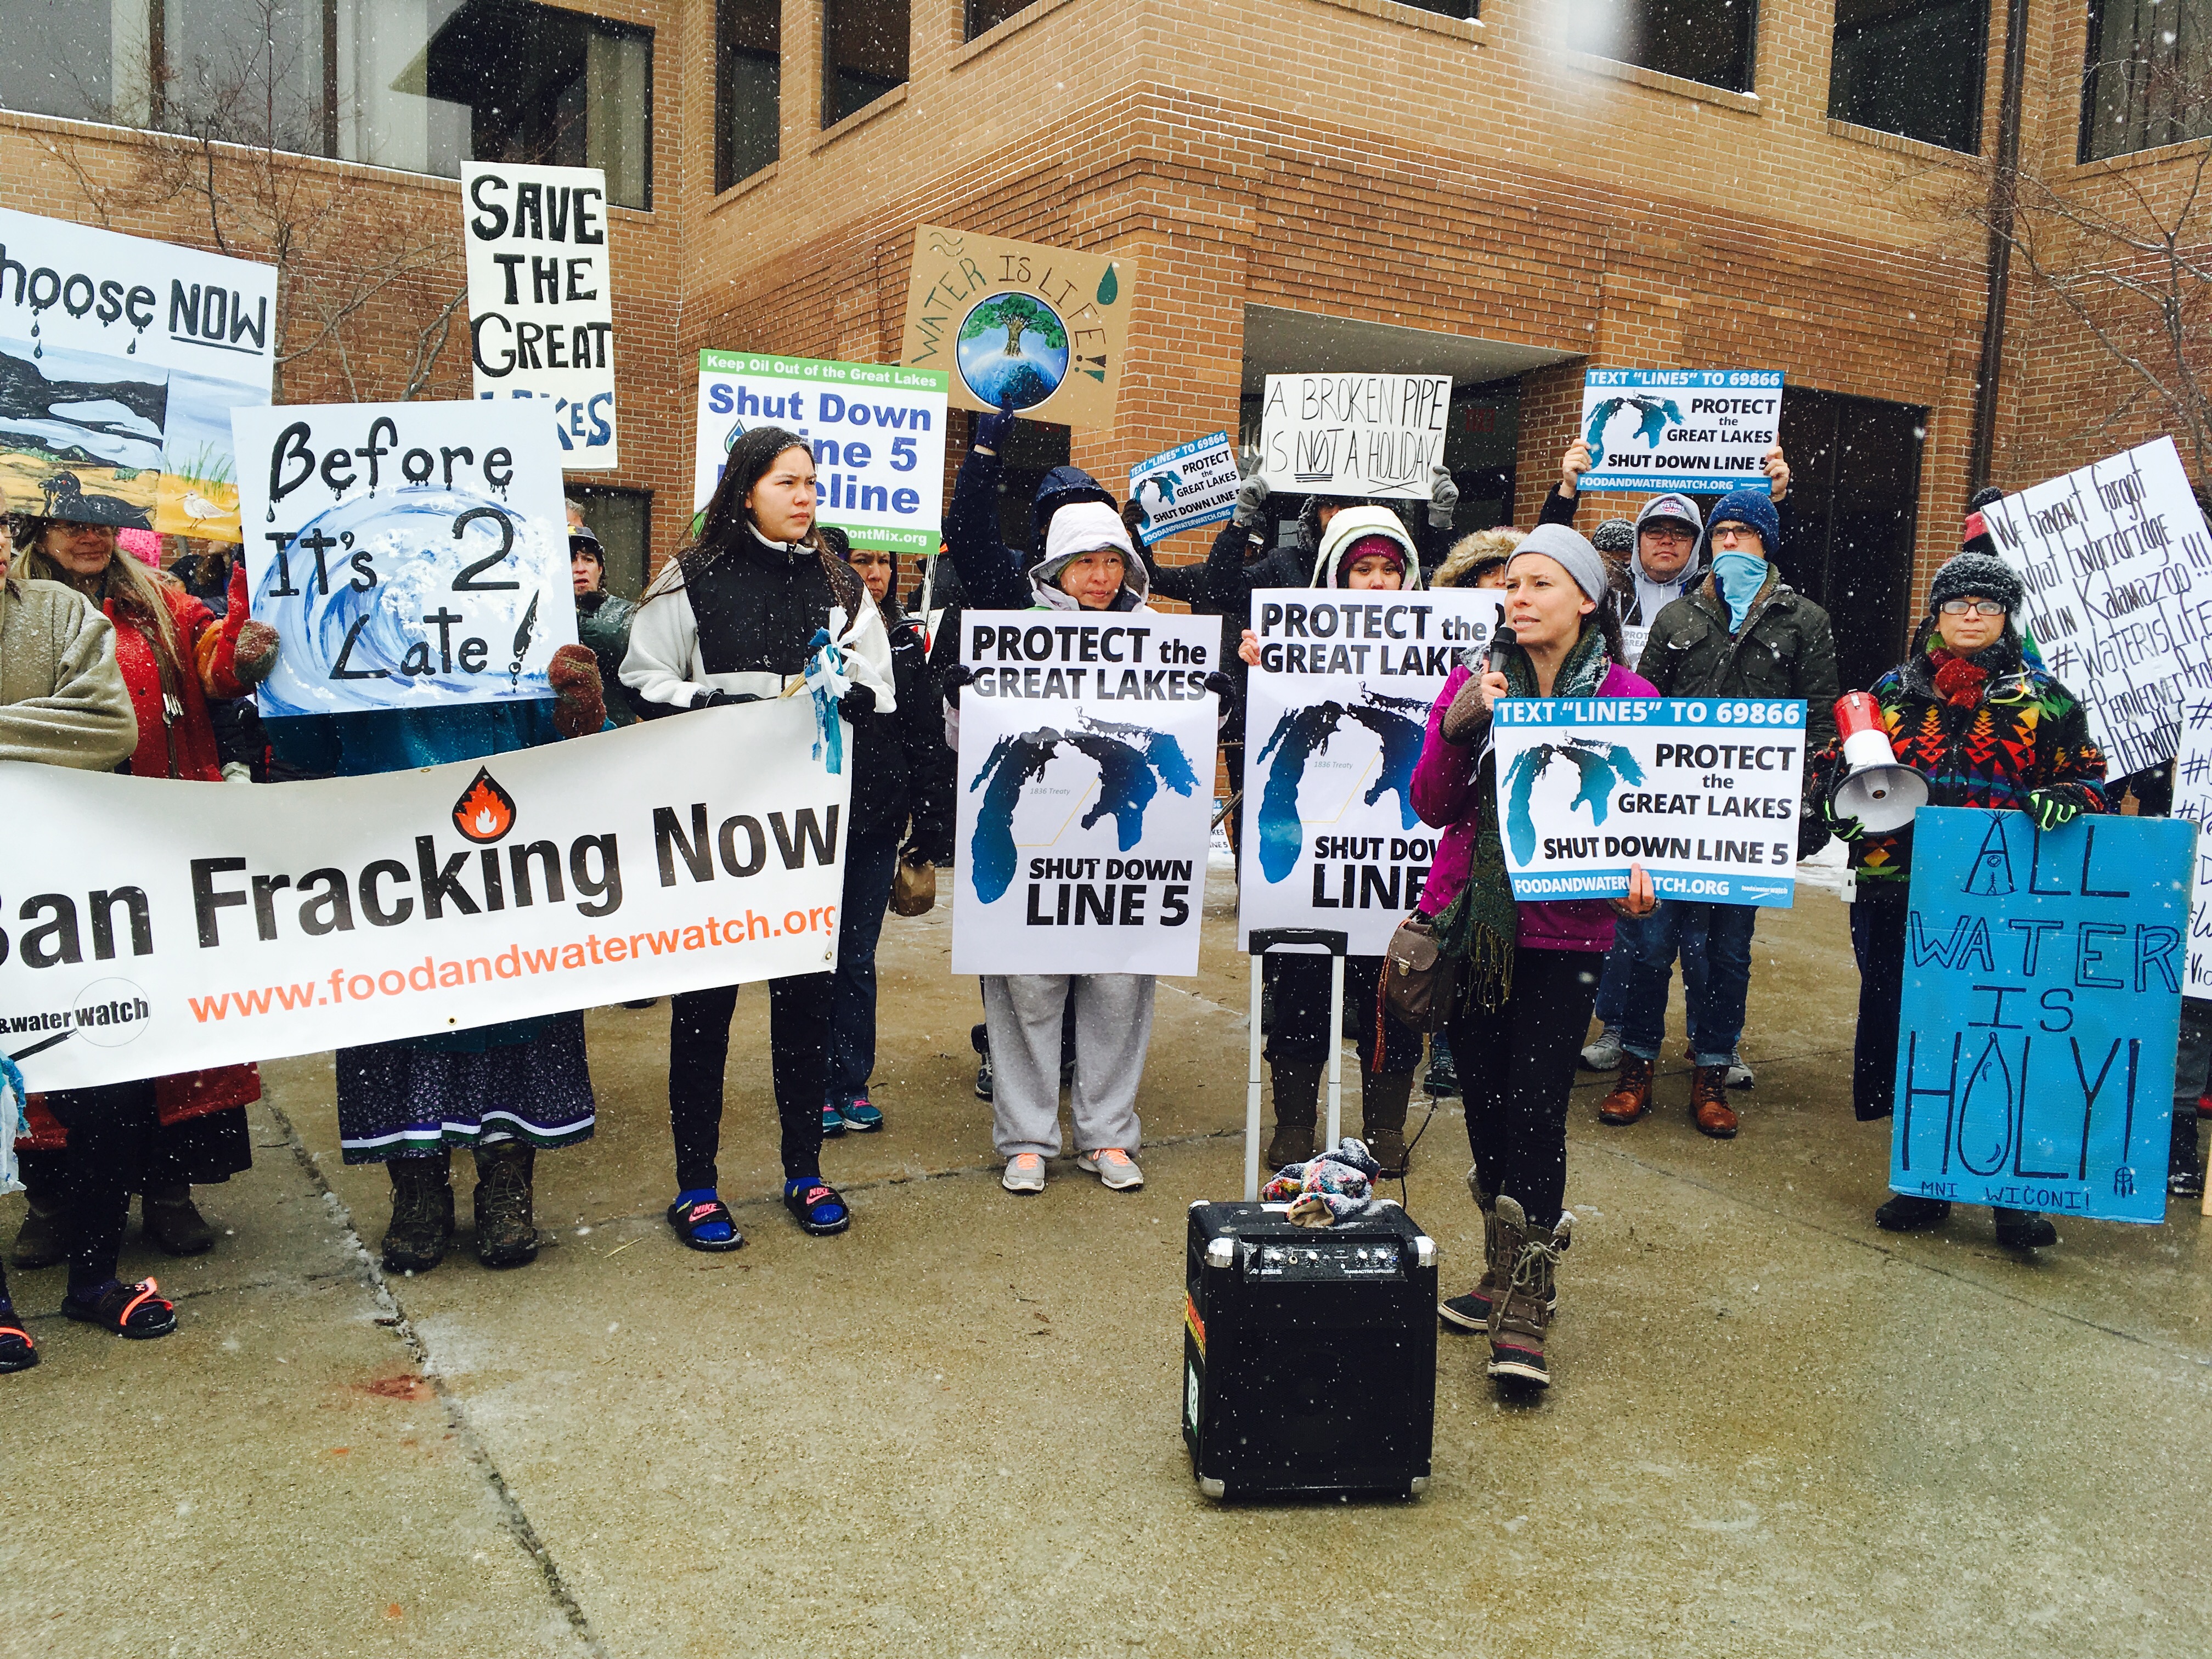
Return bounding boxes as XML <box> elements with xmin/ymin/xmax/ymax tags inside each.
<box><xmin>1409</xmin><ymin>523</ymin><xmax>1658</xmax><ymax>1391</ymax></box>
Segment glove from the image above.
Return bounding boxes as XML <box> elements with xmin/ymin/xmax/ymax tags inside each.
<box><xmin>839</xmin><ymin>682</ymin><xmax>876</xmax><ymax>721</ymax></box>
<box><xmin>1818</xmin><ymin>792</ymin><xmax>1866</xmax><ymax>842</ymax></box>
<box><xmin>2027</xmin><ymin>789</ymin><xmax>2081</xmax><ymax>832</ymax></box>
<box><xmin>221</xmin><ymin>761</ymin><xmax>254</xmax><ymax>784</ymax></box>
<box><xmin>548</xmin><ymin>644</ymin><xmax>605</xmax><ymax>737</ymax></box>
<box><xmin>1201</xmin><ymin>670</ymin><xmax>1235</xmax><ymax>700</ymax></box>
<box><xmin>1428</xmin><ymin>464</ymin><xmax>1460</xmax><ymax>529</ymax></box>
<box><xmin>1233</xmin><ymin>467</ymin><xmax>1271</xmax><ymax>528</ymax></box>
<box><xmin>694</xmin><ymin>688</ymin><xmax>763</xmax><ymax>709</ymax></box>
<box><xmin>973</xmin><ymin>402</ymin><xmax>1018</xmax><ymax>454</ymax></box>
<box><xmin>941</xmin><ymin>662</ymin><xmax>975</xmax><ymax>708</ymax></box>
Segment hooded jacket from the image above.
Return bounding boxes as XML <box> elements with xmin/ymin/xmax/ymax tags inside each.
<box><xmin>0</xmin><ymin>577</ymin><xmax>137</xmax><ymax>770</ymax></box>
<box><xmin>1308</xmin><ymin>506</ymin><xmax>1426</xmax><ymax>590</ymax></box>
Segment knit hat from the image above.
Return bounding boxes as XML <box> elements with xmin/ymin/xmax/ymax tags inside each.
<box><xmin>1632</xmin><ymin>494</ymin><xmax>1702</xmax><ymax>538</ymax></box>
<box><xmin>1927</xmin><ymin>550</ymin><xmax>2024</xmax><ymax>614</ymax></box>
<box><xmin>1961</xmin><ymin>486</ymin><xmax>2005</xmax><ymax>556</ymax></box>
<box><xmin>1590</xmin><ymin>518</ymin><xmax>1635</xmax><ymax>556</ymax></box>
<box><xmin>1310</xmin><ymin>504</ymin><xmax>1423</xmax><ymax>590</ymax></box>
<box><xmin>1507</xmin><ymin>522</ymin><xmax>1609</xmax><ymax>607</ymax></box>
<box><xmin>1703</xmin><ymin>488</ymin><xmax>1780</xmax><ymax>555</ymax></box>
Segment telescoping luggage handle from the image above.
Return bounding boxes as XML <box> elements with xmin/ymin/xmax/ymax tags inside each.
<box><xmin>1244</xmin><ymin>929</ymin><xmax>1348</xmax><ymax>1201</ymax></box>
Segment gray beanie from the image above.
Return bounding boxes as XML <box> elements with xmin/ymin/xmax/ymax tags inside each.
<box><xmin>1927</xmin><ymin>550</ymin><xmax>2024</xmax><ymax>614</ymax></box>
<box><xmin>1508</xmin><ymin>522</ymin><xmax>1610</xmax><ymax>607</ymax></box>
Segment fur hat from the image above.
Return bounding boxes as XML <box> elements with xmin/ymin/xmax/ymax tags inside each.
<box><xmin>1435</xmin><ymin>526</ymin><xmax>1523</xmax><ymax>588</ymax></box>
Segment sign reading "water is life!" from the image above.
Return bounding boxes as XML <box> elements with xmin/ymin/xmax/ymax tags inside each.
<box><xmin>1887</xmin><ymin>808</ymin><xmax>2190</xmax><ymax>1224</ymax></box>
<box><xmin>1576</xmin><ymin>369</ymin><xmax>1783</xmax><ymax>495</ymax></box>
<box><xmin>1488</xmin><ymin>698</ymin><xmax>1807</xmax><ymax>906</ymax></box>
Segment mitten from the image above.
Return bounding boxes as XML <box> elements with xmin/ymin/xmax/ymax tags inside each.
<box><xmin>203</xmin><ymin>561</ymin><xmax>279</xmax><ymax>697</ymax></box>
<box><xmin>941</xmin><ymin>662</ymin><xmax>976</xmax><ymax>707</ymax></box>
<box><xmin>1233</xmin><ymin>467</ymin><xmax>1271</xmax><ymax>528</ymax></box>
<box><xmin>973</xmin><ymin>402</ymin><xmax>1018</xmax><ymax>454</ymax></box>
<box><xmin>1201</xmin><ymin>670</ymin><xmax>1235</xmax><ymax>699</ymax></box>
<box><xmin>1428</xmin><ymin>464</ymin><xmax>1460</xmax><ymax>528</ymax></box>
<box><xmin>2027</xmin><ymin>789</ymin><xmax>2081</xmax><ymax>832</ymax></box>
<box><xmin>839</xmin><ymin>682</ymin><xmax>877</xmax><ymax>721</ymax></box>
<box><xmin>548</xmin><ymin>644</ymin><xmax>604</xmax><ymax>737</ymax></box>
<box><xmin>694</xmin><ymin>688</ymin><xmax>762</xmax><ymax>709</ymax></box>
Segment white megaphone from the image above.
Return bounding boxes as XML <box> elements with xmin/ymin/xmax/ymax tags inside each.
<box><xmin>1830</xmin><ymin>691</ymin><xmax>1927</xmax><ymax>833</ymax></box>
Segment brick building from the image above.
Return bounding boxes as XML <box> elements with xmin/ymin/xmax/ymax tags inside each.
<box><xmin>3</xmin><ymin>0</ymin><xmax>2205</xmax><ymax>691</ymax></box>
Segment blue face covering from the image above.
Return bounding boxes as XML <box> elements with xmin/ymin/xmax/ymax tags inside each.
<box><xmin>1709</xmin><ymin>551</ymin><xmax>1768</xmax><ymax>632</ymax></box>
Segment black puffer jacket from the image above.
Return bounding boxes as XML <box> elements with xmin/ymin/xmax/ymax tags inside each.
<box><xmin>575</xmin><ymin>590</ymin><xmax>640</xmax><ymax>725</ymax></box>
<box><xmin>882</xmin><ymin>601</ymin><xmax>953</xmax><ymax>859</ymax></box>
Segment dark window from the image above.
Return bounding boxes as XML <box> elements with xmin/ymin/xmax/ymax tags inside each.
<box><xmin>1443</xmin><ymin>380</ymin><xmax>1521</xmax><ymax>534</ymax></box>
<box><xmin>0</xmin><ymin>1</ymin><xmax>653</xmax><ymax>210</ymax></box>
<box><xmin>717</xmin><ymin>0</ymin><xmax>781</xmax><ymax>190</ymax></box>
<box><xmin>823</xmin><ymin>0</ymin><xmax>909</xmax><ymax>127</ymax></box>
<box><xmin>569</xmin><ymin>486</ymin><xmax>653</xmax><ymax>599</ymax></box>
<box><xmin>1581</xmin><ymin>0</ymin><xmax>1758</xmax><ymax>94</ymax></box>
<box><xmin>2081</xmin><ymin>0</ymin><xmax>2212</xmax><ymax>161</ymax></box>
<box><xmin>1829</xmin><ymin>0</ymin><xmax>1987</xmax><ymax>151</ymax></box>
<box><xmin>1776</xmin><ymin>388</ymin><xmax>1925</xmax><ymax>696</ymax></box>
<box><xmin>966</xmin><ymin>0</ymin><xmax>1035</xmax><ymax>40</ymax></box>
<box><xmin>995</xmin><ymin>418</ymin><xmax>1070</xmax><ymax>554</ymax></box>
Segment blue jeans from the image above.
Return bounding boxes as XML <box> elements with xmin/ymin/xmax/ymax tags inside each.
<box><xmin>1620</xmin><ymin>900</ymin><xmax>1756</xmax><ymax>1068</ymax></box>
<box><xmin>827</xmin><ymin>827</ymin><xmax>901</xmax><ymax>1110</ymax></box>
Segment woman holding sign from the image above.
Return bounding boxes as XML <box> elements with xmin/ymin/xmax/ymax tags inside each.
<box><xmin>1818</xmin><ymin>551</ymin><xmax>2107</xmax><ymax>1251</ymax></box>
<box><xmin>1408</xmin><ymin>523</ymin><xmax>1658</xmax><ymax>1391</ymax></box>
<box><xmin>624</xmin><ymin>426</ymin><xmax>894</xmax><ymax>1246</ymax></box>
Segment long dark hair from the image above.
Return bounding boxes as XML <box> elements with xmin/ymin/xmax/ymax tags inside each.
<box><xmin>645</xmin><ymin>426</ymin><xmax>862</xmax><ymax>615</ymax></box>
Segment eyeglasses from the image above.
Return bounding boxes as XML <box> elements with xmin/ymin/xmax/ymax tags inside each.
<box><xmin>1939</xmin><ymin>599</ymin><xmax>2007</xmax><ymax>617</ymax></box>
<box><xmin>1709</xmin><ymin>524</ymin><xmax>1762</xmax><ymax>543</ymax></box>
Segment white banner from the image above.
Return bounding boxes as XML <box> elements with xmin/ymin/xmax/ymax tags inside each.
<box><xmin>1984</xmin><ymin>436</ymin><xmax>2212</xmax><ymax>778</ymax></box>
<box><xmin>463</xmin><ymin>164</ymin><xmax>619</xmax><ymax>469</ymax></box>
<box><xmin>1490</xmin><ymin>697</ymin><xmax>1807</xmax><ymax>907</ymax></box>
<box><xmin>1128</xmin><ymin>431</ymin><xmax>1239</xmax><ymax>546</ymax></box>
<box><xmin>233</xmin><ymin>400</ymin><xmax>578</xmax><ymax>718</ymax></box>
<box><xmin>1238</xmin><ymin>588</ymin><xmax>1502</xmax><ymax>953</ymax></box>
<box><xmin>953</xmin><ymin>611</ymin><xmax>1220</xmax><ymax>975</ymax></box>
<box><xmin>1256</xmin><ymin>374</ymin><xmax>1449</xmax><ymax>500</ymax></box>
<box><xmin>0</xmin><ymin>205</ymin><xmax>276</xmax><ymax>541</ymax></box>
<box><xmin>0</xmin><ymin>702</ymin><xmax>849</xmax><ymax>1092</ymax></box>
<box><xmin>694</xmin><ymin>350</ymin><xmax>949</xmax><ymax>553</ymax></box>
<box><xmin>2169</xmin><ymin>698</ymin><xmax>2212</xmax><ymax>998</ymax></box>
<box><xmin>1577</xmin><ymin>369</ymin><xmax>1783</xmax><ymax>495</ymax></box>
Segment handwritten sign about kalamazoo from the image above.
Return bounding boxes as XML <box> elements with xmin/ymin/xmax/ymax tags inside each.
<box><xmin>693</xmin><ymin>352</ymin><xmax>948</xmax><ymax>554</ymax></box>
<box><xmin>1489</xmin><ymin>698</ymin><xmax>1807</xmax><ymax>907</ymax></box>
<box><xmin>463</xmin><ymin>164</ymin><xmax>618</xmax><ymax>468</ymax></box>
<box><xmin>1984</xmin><ymin>436</ymin><xmax>2212</xmax><ymax>778</ymax></box>
<box><xmin>2167</xmin><ymin>696</ymin><xmax>2212</xmax><ymax>998</ymax></box>
<box><xmin>1128</xmin><ymin>432</ymin><xmax>1239</xmax><ymax>546</ymax></box>
<box><xmin>1257</xmin><ymin>374</ymin><xmax>1449</xmax><ymax>500</ymax></box>
<box><xmin>952</xmin><ymin>612</ymin><xmax>1219</xmax><ymax>977</ymax></box>
<box><xmin>1238</xmin><ymin>588</ymin><xmax>1502</xmax><ymax>955</ymax></box>
<box><xmin>233</xmin><ymin>401</ymin><xmax>576</xmax><ymax>718</ymax></box>
<box><xmin>1888</xmin><ymin>808</ymin><xmax>2190</xmax><ymax>1223</ymax></box>
<box><xmin>1577</xmin><ymin>369</ymin><xmax>1783</xmax><ymax>496</ymax></box>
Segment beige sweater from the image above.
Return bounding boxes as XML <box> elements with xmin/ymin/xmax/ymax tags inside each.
<box><xmin>0</xmin><ymin>577</ymin><xmax>139</xmax><ymax>770</ymax></box>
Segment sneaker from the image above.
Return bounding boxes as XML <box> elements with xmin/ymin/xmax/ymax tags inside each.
<box><xmin>1726</xmin><ymin>1052</ymin><xmax>1754</xmax><ymax>1089</ymax></box>
<box><xmin>1077</xmin><ymin>1148</ymin><xmax>1144</xmax><ymax>1190</ymax></box>
<box><xmin>1002</xmin><ymin>1153</ymin><xmax>1046</xmax><ymax>1194</ymax></box>
<box><xmin>974</xmin><ymin>1054</ymin><xmax>994</xmax><ymax>1102</ymax></box>
<box><xmin>1425</xmin><ymin>1045</ymin><xmax>1460</xmax><ymax>1098</ymax></box>
<box><xmin>820</xmin><ymin>1103</ymin><xmax>847</xmax><ymax>1138</ymax></box>
<box><xmin>972</xmin><ymin>1024</ymin><xmax>994</xmax><ymax>1101</ymax></box>
<box><xmin>837</xmin><ymin>1099</ymin><xmax>884</xmax><ymax>1133</ymax></box>
<box><xmin>1579</xmin><ymin>1025</ymin><xmax>1624</xmax><ymax>1071</ymax></box>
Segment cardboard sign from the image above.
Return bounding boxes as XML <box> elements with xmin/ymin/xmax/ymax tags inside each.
<box><xmin>0</xmin><ymin>699</ymin><xmax>848</xmax><ymax>1092</ymax></box>
<box><xmin>1256</xmin><ymin>374</ymin><xmax>1449</xmax><ymax>500</ymax></box>
<box><xmin>232</xmin><ymin>401</ymin><xmax>577</xmax><ymax>718</ymax></box>
<box><xmin>1489</xmin><ymin>697</ymin><xmax>1807</xmax><ymax>906</ymax></box>
<box><xmin>1238</xmin><ymin>588</ymin><xmax>1503</xmax><ymax>954</ymax></box>
<box><xmin>463</xmin><ymin>164</ymin><xmax>618</xmax><ymax>469</ymax></box>
<box><xmin>692</xmin><ymin>351</ymin><xmax>948</xmax><ymax>553</ymax></box>
<box><xmin>952</xmin><ymin>611</ymin><xmax>1219</xmax><ymax>975</ymax></box>
<box><xmin>1576</xmin><ymin>369</ymin><xmax>1783</xmax><ymax>495</ymax></box>
<box><xmin>1128</xmin><ymin>432</ymin><xmax>1239</xmax><ymax>546</ymax></box>
<box><xmin>1887</xmin><ymin>808</ymin><xmax>2188</xmax><ymax>1223</ymax></box>
<box><xmin>0</xmin><ymin>206</ymin><xmax>276</xmax><ymax>541</ymax></box>
<box><xmin>900</xmin><ymin>224</ymin><xmax>1133</xmax><ymax>431</ymax></box>
<box><xmin>1983</xmin><ymin>436</ymin><xmax>2212</xmax><ymax>778</ymax></box>
<box><xmin>2165</xmin><ymin>696</ymin><xmax>2212</xmax><ymax>999</ymax></box>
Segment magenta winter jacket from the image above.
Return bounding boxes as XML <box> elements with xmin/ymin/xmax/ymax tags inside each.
<box><xmin>1411</xmin><ymin>661</ymin><xmax>1658</xmax><ymax>955</ymax></box>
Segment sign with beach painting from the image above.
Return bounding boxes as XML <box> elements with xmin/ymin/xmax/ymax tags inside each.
<box><xmin>0</xmin><ymin>207</ymin><xmax>276</xmax><ymax>542</ymax></box>
<box><xmin>899</xmin><ymin>224</ymin><xmax>1135</xmax><ymax>432</ymax></box>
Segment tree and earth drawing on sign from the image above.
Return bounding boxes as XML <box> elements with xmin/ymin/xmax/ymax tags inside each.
<box><xmin>966</xmin><ymin>712</ymin><xmax>1201</xmax><ymax>902</ymax></box>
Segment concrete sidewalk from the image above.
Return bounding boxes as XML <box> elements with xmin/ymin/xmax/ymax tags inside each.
<box><xmin>5</xmin><ymin>871</ymin><xmax>2208</xmax><ymax>1658</ymax></box>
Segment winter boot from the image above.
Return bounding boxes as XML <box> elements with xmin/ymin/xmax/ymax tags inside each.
<box><xmin>1598</xmin><ymin>1054</ymin><xmax>1655</xmax><ymax>1126</ymax></box>
<box><xmin>1424</xmin><ymin>1036</ymin><xmax>1460</xmax><ymax>1098</ymax></box>
<box><xmin>1874</xmin><ymin>1193</ymin><xmax>1950</xmax><ymax>1231</ymax></box>
<box><xmin>381</xmin><ymin>1153</ymin><xmax>454</xmax><ymax>1273</ymax></box>
<box><xmin>2170</xmin><ymin>1114</ymin><xmax>2204</xmax><ymax>1200</ymax></box>
<box><xmin>1438</xmin><ymin>1172</ymin><xmax>1499</xmax><ymax>1331</ymax></box>
<box><xmin>1360</xmin><ymin>1068</ymin><xmax>1414</xmax><ymax>1178</ymax></box>
<box><xmin>11</xmin><ymin>1190</ymin><xmax>67</xmax><ymax>1270</ymax></box>
<box><xmin>1690</xmin><ymin>1065</ymin><xmax>1739</xmax><ymax>1138</ymax></box>
<box><xmin>472</xmin><ymin>1142</ymin><xmax>539</xmax><ymax>1268</ymax></box>
<box><xmin>1486</xmin><ymin>1195</ymin><xmax>1571</xmax><ymax>1389</ymax></box>
<box><xmin>1992</xmin><ymin>1207</ymin><xmax>2057</xmax><ymax>1251</ymax></box>
<box><xmin>143</xmin><ymin>1182</ymin><xmax>216</xmax><ymax>1256</ymax></box>
<box><xmin>1265</xmin><ymin>1060</ymin><xmax>1321</xmax><ymax>1170</ymax></box>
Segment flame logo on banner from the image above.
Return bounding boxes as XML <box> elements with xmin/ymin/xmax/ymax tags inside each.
<box><xmin>452</xmin><ymin>768</ymin><xmax>517</xmax><ymax>844</ymax></box>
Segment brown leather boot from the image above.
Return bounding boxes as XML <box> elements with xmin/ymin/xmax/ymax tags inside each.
<box><xmin>1266</xmin><ymin>1060</ymin><xmax>1322</xmax><ymax>1169</ymax></box>
<box><xmin>1359</xmin><ymin>1068</ymin><xmax>1414</xmax><ymax>1177</ymax></box>
<box><xmin>1691</xmin><ymin>1065</ymin><xmax>1739</xmax><ymax>1138</ymax></box>
<box><xmin>1598</xmin><ymin>1054</ymin><xmax>1655</xmax><ymax>1125</ymax></box>
<box><xmin>1486</xmin><ymin>1195</ymin><xmax>1571</xmax><ymax>1388</ymax></box>
<box><xmin>143</xmin><ymin>1183</ymin><xmax>217</xmax><ymax>1256</ymax></box>
<box><xmin>381</xmin><ymin>1153</ymin><xmax>454</xmax><ymax>1274</ymax></box>
<box><xmin>1440</xmin><ymin>1173</ymin><xmax>1500</xmax><ymax>1331</ymax></box>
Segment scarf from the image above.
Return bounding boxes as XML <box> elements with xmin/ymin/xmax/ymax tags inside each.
<box><xmin>1709</xmin><ymin>552</ymin><xmax>1768</xmax><ymax>633</ymax></box>
<box><xmin>1433</xmin><ymin>622</ymin><xmax>1613</xmax><ymax>1012</ymax></box>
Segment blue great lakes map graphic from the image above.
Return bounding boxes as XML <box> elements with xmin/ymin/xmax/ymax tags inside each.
<box><xmin>1503</xmin><ymin>739</ymin><xmax>1644</xmax><ymax>864</ymax></box>
<box><xmin>967</xmin><ymin>712</ymin><xmax>1200</xmax><ymax>903</ymax></box>
<box><xmin>1252</xmin><ymin>689</ymin><xmax>1431</xmax><ymax>884</ymax></box>
<box><xmin>1585</xmin><ymin>393</ymin><xmax>1686</xmax><ymax>455</ymax></box>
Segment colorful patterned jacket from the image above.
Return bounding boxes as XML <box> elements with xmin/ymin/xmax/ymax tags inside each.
<box><xmin>1842</xmin><ymin>639</ymin><xmax>2108</xmax><ymax>886</ymax></box>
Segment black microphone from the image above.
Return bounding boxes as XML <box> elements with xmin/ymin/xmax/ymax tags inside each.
<box><xmin>1487</xmin><ymin>624</ymin><xmax>1517</xmax><ymax>676</ymax></box>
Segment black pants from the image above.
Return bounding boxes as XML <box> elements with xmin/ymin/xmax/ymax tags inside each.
<box><xmin>1849</xmin><ymin>888</ymin><xmax>1910</xmax><ymax>1122</ymax></box>
<box><xmin>1444</xmin><ymin>948</ymin><xmax>1603</xmax><ymax>1231</ymax></box>
<box><xmin>39</xmin><ymin>1080</ymin><xmax>159</xmax><ymax>1296</ymax></box>
<box><xmin>1267</xmin><ymin>953</ymin><xmax>1424</xmax><ymax>1075</ymax></box>
<box><xmin>669</xmin><ymin>974</ymin><xmax>831</xmax><ymax>1189</ymax></box>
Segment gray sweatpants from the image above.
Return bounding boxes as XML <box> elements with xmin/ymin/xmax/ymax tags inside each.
<box><xmin>982</xmin><ymin>973</ymin><xmax>1154</xmax><ymax>1159</ymax></box>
